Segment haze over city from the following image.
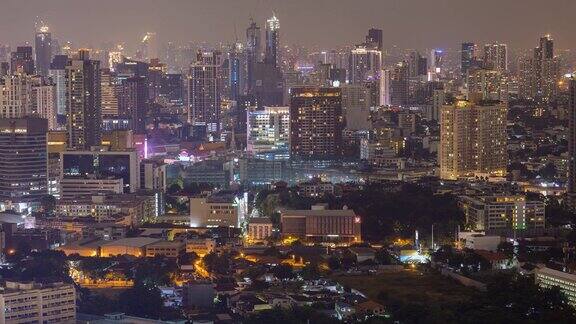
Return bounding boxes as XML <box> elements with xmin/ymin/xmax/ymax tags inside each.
<box><xmin>1</xmin><ymin>0</ymin><xmax>576</xmax><ymax>50</ymax></box>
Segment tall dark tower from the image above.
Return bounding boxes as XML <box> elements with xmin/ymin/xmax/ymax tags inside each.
<box><xmin>35</xmin><ymin>25</ymin><xmax>52</xmax><ymax>76</ymax></box>
<box><xmin>65</xmin><ymin>50</ymin><xmax>102</xmax><ymax>149</ymax></box>
<box><xmin>10</xmin><ymin>46</ymin><xmax>35</xmax><ymax>74</ymax></box>
<box><xmin>246</xmin><ymin>19</ymin><xmax>261</xmax><ymax>94</ymax></box>
<box><xmin>461</xmin><ymin>42</ymin><xmax>476</xmax><ymax>78</ymax></box>
<box><xmin>366</xmin><ymin>28</ymin><xmax>383</xmax><ymax>51</ymax></box>
<box><xmin>265</xmin><ymin>14</ymin><xmax>280</xmax><ymax>67</ymax></box>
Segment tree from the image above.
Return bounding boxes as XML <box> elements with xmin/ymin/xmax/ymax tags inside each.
<box><xmin>40</xmin><ymin>195</ymin><xmax>56</xmax><ymax>215</ymax></box>
<box><xmin>300</xmin><ymin>263</ymin><xmax>321</xmax><ymax>280</ymax></box>
<box><xmin>119</xmin><ymin>283</ymin><xmax>163</xmax><ymax>319</ymax></box>
<box><xmin>272</xmin><ymin>264</ymin><xmax>295</xmax><ymax>280</ymax></box>
<box><xmin>497</xmin><ymin>241</ymin><xmax>514</xmax><ymax>259</ymax></box>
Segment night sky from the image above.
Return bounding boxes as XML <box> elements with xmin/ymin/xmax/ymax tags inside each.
<box><xmin>1</xmin><ymin>0</ymin><xmax>575</xmax><ymax>51</ymax></box>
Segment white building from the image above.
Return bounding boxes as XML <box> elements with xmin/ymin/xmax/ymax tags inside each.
<box><xmin>535</xmin><ymin>267</ymin><xmax>576</xmax><ymax>306</ymax></box>
<box><xmin>59</xmin><ymin>177</ymin><xmax>124</xmax><ymax>199</ymax></box>
<box><xmin>248</xmin><ymin>218</ymin><xmax>273</xmax><ymax>241</ymax></box>
<box><xmin>0</xmin><ymin>281</ymin><xmax>76</xmax><ymax>323</ymax></box>
<box><xmin>190</xmin><ymin>195</ymin><xmax>239</xmax><ymax>228</ymax></box>
<box><xmin>247</xmin><ymin>106</ymin><xmax>290</xmax><ymax>160</ymax></box>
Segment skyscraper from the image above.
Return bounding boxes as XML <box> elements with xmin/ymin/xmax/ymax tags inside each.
<box><xmin>30</xmin><ymin>76</ymin><xmax>57</xmax><ymax>130</ymax></box>
<box><xmin>366</xmin><ymin>28</ymin><xmax>383</xmax><ymax>51</ymax></box>
<box><xmin>35</xmin><ymin>25</ymin><xmax>52</xmax><ymax>76</ymax></box>
<box><xmin>10</xmin><ymin>46</ymin><xmax>35</xmax><ymax>75</ymax></box>
<box><xmin>483</xmin><ymin>43</ymin><xmax>507</xmax><ymax>72</ymax></box>
<box><xmin>349</xmin><ymin>44</ymin><xmax>382</xmax><ymax>85</ymax></box>
<box><xmin>290</xmin><ymin>87</ymin><xmax>343</xmax><ymax>160</ymax></box>
<box><xmin>65</xmin><ymin>50</ymin><xmax>102</xmax><ymax>149</ymax></box>
<box><xmin>467</xmin><ymin>68</ymin><xmax>507</xmax><ymax>102</ymax></box>
<box><xmin>228</xmin><ymin>42</ymin><xmax>244</xmax><ymax>101</ymax></box>
<box><xmin>461</xmin><ymin>42</ymin><xmax>477</xmax><ymax>78</ymax></box>
<box><xmin>100</xmin><ymin>68</ymin><xmax>119</xmax><ymax>117</ymax></box>
<box><xmin>188</xmin><ymin>50</ymin><xmax>222</xmax><ymax>133</ymax></box>
<box><xmin>0</xmin><ymin>117</ymin><xmax>48</xmax><ymax>209</ymax></box>
<box><xmin>440</xmin><ymin>99</ymin><xmax>507</xmax><ymax>180</ymax></box>
<box><xmin>139</xmin><ymin>32</ymin><xmax>158</xmax><ymax>61</ymax></box>
<box><xmin>265</xmin><ymin>14</ymin><xmax>280</xmax><ymax>67</ymax></box>
<box><xmin>246</xmin><ymin>19</ymin><xmax>261</xmax><ymax>94</ymax></box>
<box><xmin>49</xmin><ymin>55</ymin><xmax>68</xmax><ymax>116</ymax></box>
<box><xmin>518</xmin><ymin>35</ymin><xmax>560</xmax><ymax>102</ymax></box>
<box><xmin>389</xmin><ymin>62</ymin><xmax>409</xmax><ymax>106</ymax></box>
<box><xmin>247</xmin><ymin>106</ymin><xmax>290</xmax><ymax>160</ymax></box>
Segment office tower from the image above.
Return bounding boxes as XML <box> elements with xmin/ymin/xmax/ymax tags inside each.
<box><xmin>236</xmin><ymin>94</ymin><xmax>257</xmax><ymax>133</ymax></box>
<box><xmin>0</xmin><ymin>63</ymin><xmax>8</xmax><ymax>77</ymax></box>
<box><xmin>366</xmin><ymin>28</ymin><xmax>383</xmax><ymax>51</ymax></box>
<box><xmin>118</xmin><ymin>76</ymin><xmax>148</xmax><ymax>133</ymax></box>
<box><xmin>265</xmin><ymin>14</ymin><xmax>280</xmax><ymax>67</ymax></box>
<box><xmin>0</xmin><ymin>118</ymin><xmax>48</xmax><ymax>209</ymax></box>
<box><xmin>380</xmin><ymin>69</ymin><xmax>391</xmax><ymax>106</ymax></box>
<box><xmin>160</xmin><ymin>73</ymin><xmax>184</xmax><ymax>106</ymax></box>
<box><xmin>100</xmin><ymin>68</ymin><xmax>119</xmax><ymax>117</ymax></box>
<box><xmin>34</xmin><ymin>25</ymin><xmax>52</xmax><ymax>76</ymax></box>
<box><xmin>408</xmin><ymin>51</ymin><xmax>427</xmax><ymax>77</ymax></box>
<box><xmin>289</xmin><ymin>87</ymin><xmax>343</xmax><ymax>160</ymax></box>
<box><xmin>115</xmin><ymin>59</ymin><xmax>150</xmax><ymax>132</ymax></box>
<box><xmin>461</xmin><ymin>42</ymin><xmax>477</xmax><ymax>78</ymax></box>
<box><xmin>440</xmin><ymin>99</ymin><xmax>507</xmax><ymax>180</ymax></box>
<box><xmin>188</xmin><ymin>50</ymin><xmax>222</xmax><ymax>133</ymax></box>
<box><xmin>65</xmin><ymin>50</ymin><xmax>102</xmax><ymax>149</ymax></box>
<box><xmin>389</xmin><ymin>62</ymin><xmax>409</xmax><ymax>106</ymax></box>
<box><xmin>467</xmin><ymin>68</ymin><xmax>507</xmax><ymax>101</ymax></box>
<box><xmin>49</xmin><ymin>55</ymin><xmax>68</xmax><ymax>115</ymax></box>
<box><xmin>430</xmin><ymin>49</ymin><xmax>445</xmax><ymax>73</ymax></box>
<box><xmin>247</xmin><ymin>106</ymin><xmax>290</xmax><ymax>160</ymax></box>
<box><xmin>349</xmin><ymin>44</ymin><xmax>382</xmax><ymax>85</ymax></box>
<box><xmin>568</xmin><ymin>79</ymin><xmax>576</xmax><ymax>206</ymax></box>
<box><xmin>0</xmin><ymin>74</ymin><xmax>32</xmax><ymax>118</ymax></box>
<box><xmin>229</xmin><ymin>42</ymin><xmax>244</xmax><ymax>101</ymax></box>
<box><xmin>246</xmin><ymin>19</ymin><xmax>261</xmax><ymax>94</ymax></box>
<box><xmin>483</xmin><ymin>43</ymin><xmax>507</xmax><ymax>72</ymax></box>
<box><xmin>30</xmin><ymin>76</ymin><xmax>57</xmax><ymax>129</ymax></box>
<box><xmin>140</xmin><ymin>32</ymin><xmax>158</xmax><ymax>61</ymax></box>
<box><xmin>253</xmin><ymin>62</ymin><xmax>283</xmax><ymax>107</ymax></box>
<box><xmin>10</xmin><ymin>46</ymin><xmax>35</xmax><ymax>75</ymax></box>
<box><xmin>148</xmin><ymin>58</ymin><xmax>166</xmax><ymax>105</ymax></box>
<box><xmin>341</xmin><ymin>84</ymin><xmax>371</xmax><ymax>130</ymax></box>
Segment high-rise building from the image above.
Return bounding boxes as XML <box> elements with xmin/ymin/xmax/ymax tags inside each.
<box><xmin>228</xmin><ymin>42</ymin><xmax>244</xmax><ymax>101</ymax></box>
<box><xmin>188</xmin><ymin>50</ymin><xmax>222</xmax><ymax>133</ymax></box>
<box><xmin>0</xmin><ymin>74</ymin><xmax>32</xmax><ymax>118</ymax></box>
<box><xmin>30</xmin><ymin>76</ymin><xmax>57</xmax><ymax>129</ymax></box>
<box><xmin>440</xmin><ymin>99</ymin><xmax>507</xmax><ymax>180</ymax></box>
<box><xmin>341</xmin><ymin>84</ymin><xmax>371</xmax><ymax>130</ymax></box>
<box><xmin>0</xmin><ymin>118</ymin><xmax>48</xmax><ymax>209</ymax></box>
<box><xmin>349</xmin><ymin>44</ymin><xmax>382</xmax><ymax>85</ymax></box>
<box><xmin>265</xmin><ymin>14</ymin><xmax>280</xmax><ymax>67</ymax></box>
<box><xmin>65</xmin><ymin>50</ymin><xmax>102</xmax><ymax>149</ymax></box>
<box><xmin>118</xmin><ymin>76</ymin><xmax>147</xmax><ymax>133</ymax></box>
<box><xmin>49</xmin><ymin>55</ymin><xmax>68</xmax><ymax>116</ymax></box>
<box><xmin>461</xmin><ymin>42</ymin><xmax>477</xmax><ymax>78</ymax></box>
<box><xmin>430</xmin><ymin>49</ymin><xmax>445</xmax><ymax>73</ymax></box>
<box><xmin>366</xmin><ymin>28</ymin><xmax>383</xmax><ymax>51</ymax></box>
<box><xmin>290</xmin><ymin>87</ymin><xmax>343</xmax><ymax>160</ymax></box>
<box><xmin>467</xmin><ymin>68</ymin><xmax>508</xmax><ymax>102</ymax></box>
<box><xmin>389</xmin><ymin>62</ymin><xmax>409</xmax><ymax>106</ymax></box>
<box><xmin>34</xmin><ymin>25</ymin><xmax>52</xmax><ymax>76</ymax></box>
<box><xmin>246</xmin><ymin>19</ymin><xmax>261</xmax><ymax>95</ymax></box>
<box><xmin>519</xmin><ymin>35</ymin><xmax>560</xmax><ymax>102</ymax></box>
<box><xmin>100</xmin><ymin>68</ymin><xmax>119</xmax><ymax>117</ymax></box>
<box><xmin>247</xmin><ymin>106</ymin><xmax>290</xmax><ymax>160</ymax></box>
<box><xmin>10</xmin><ymin>46</ymin><xmax>35</xmax><ymax>75</ymax></box>
<box><xmin>408</xmin><ymin>51</ymin><xmax>427</xmax><ymax>77</ymax></box>
<box><xmin>483</xmin><ymin>43</ymin><xmax>507</xmax><ymax>72</ymax></box>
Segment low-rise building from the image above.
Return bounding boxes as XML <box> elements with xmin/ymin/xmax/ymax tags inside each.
<box><xmin>190</xmin><ymin>195</ymin><xmax>240</xmax><ymax>228</ymax></box>
<box><xmin>535</xmin><ymin>267</ymin><xmax>576</xmax><ymax>306</ymax></box>
<box><xmin>145</xmin><ymin>240</ymin><xmax>185</xmax><ymax>258</ymax></box>
<box><xmin>281</xmin><ymin>205</ymin><xmax>361</xmax><ymax>244</ymax></box>
<box><xmin>459</xmin><ymin>195</ymin><xmax>545</xmax><ymax>231</ymax></box>
<box><xmin>100</xmin><ymin>237</ymin><xmax>160</xmax><ymax>257</ymax></box>
<box><xmin>56</xmin><ymin>193</ymin><xmax>157</xmax><ymax>226</ymax></box>
<box><xmin>0</xmin><ymin>281</ymin><xmax>76</xmax><ymax>323</ymax></box>
<box><xmin>248</xmin><ymin>218</ymin><xmax>274</xmax><ymax>241</ymax></box>
<box><xmin>186</xmin><ymin>238</ymin><xmax>216</xmax><ymax>257</ymax></box>
<box><xmin>59</xmin><ymin>177</ymin><xmax>124</xmax><ymax>199</ymax></box>
<box><xmin>297</xmin><ymin>178</ymin><xmax>335</xmax><ymax>197</ymax></box>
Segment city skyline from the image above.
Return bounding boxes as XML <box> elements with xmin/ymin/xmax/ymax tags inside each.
<box><xmin>1</xmin><ymin>0</ymin><xmax>575</xmax><ymax>52</ymax></box>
